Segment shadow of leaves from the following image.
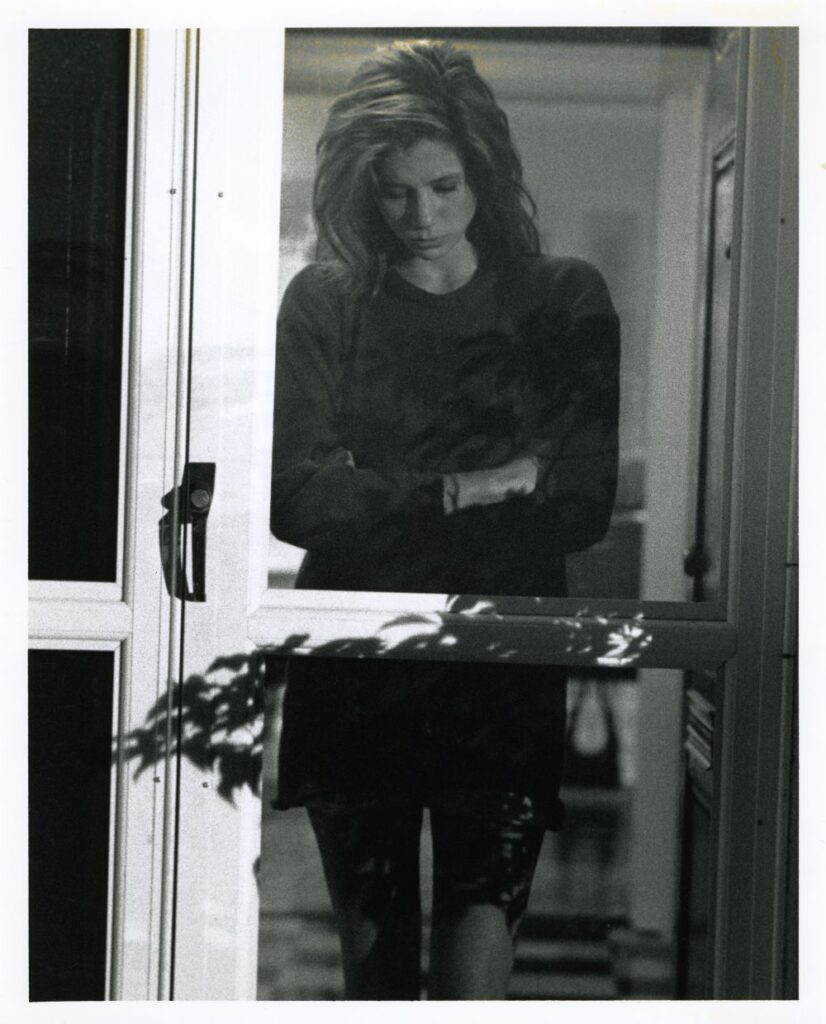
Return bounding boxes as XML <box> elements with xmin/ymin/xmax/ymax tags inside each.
<box><xmin>117</xmin><ymin>608</ymin><xmax>651</xmax><ymax>806</ymax></box>
<box><xmin>120</xmin><ymin>651</ymin><xmax>264</xmax><ymax>804</ymax></box>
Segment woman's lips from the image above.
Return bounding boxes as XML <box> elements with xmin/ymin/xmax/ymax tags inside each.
<box><xmin>408</xmin><ymin>235</ymin><xmax>445</xmax><ymax>248</ymax></box>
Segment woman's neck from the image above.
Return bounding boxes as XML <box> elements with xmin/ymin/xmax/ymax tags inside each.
<box><xmin>393</xmin><ymin>242</ymin><xmax>479</xmax><ymax>295</ymax></box>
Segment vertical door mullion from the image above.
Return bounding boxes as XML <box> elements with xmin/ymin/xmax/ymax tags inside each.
<box><xmin>113</xmin><ymin>28</ymin><xmax>198</xmax><ymax>1000</ymax></box>
<box><xmin>107</xmin><ymin>28</ymin><xmax>141</xmax><ymax>999</ymax></box>
<box><xmin>171</xmin><ymin>28</ymin><xmax>282</xmax><ymax>1000</ymax></box>
<box><xmin>159</xmin><ymin>26</ymin><xmax>200</xmax><ymax>1002</ymax></box>
<box><xmin>713</xmin><ymin>27</ymin><xmax>798</xmax><ymax>998</ymax></box>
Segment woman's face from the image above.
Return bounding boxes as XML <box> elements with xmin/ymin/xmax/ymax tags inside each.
<box><xmin>375</xmin><ymin>138</ymin><xmax>478</xmax><ymax>266</ymax></box>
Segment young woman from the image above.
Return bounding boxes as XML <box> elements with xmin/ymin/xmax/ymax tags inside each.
<box><xmin>270</xmin><ymin>39</ymin><xmax>620</xmax><ymax>999</ymax></box>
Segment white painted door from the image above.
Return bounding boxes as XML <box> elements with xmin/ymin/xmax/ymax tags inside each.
<box><xmin>162</xmin><ymin>30</ymin><xmax>282</xmax><ymax>1000</ymax></box>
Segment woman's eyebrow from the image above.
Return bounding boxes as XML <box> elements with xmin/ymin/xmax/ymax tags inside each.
<box><xmin>379</xmin><ymin>172</ymin><xmax>463</xmax><ymax>187</ymax></box>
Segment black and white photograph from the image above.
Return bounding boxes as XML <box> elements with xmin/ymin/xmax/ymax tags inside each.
<box><xmin>5</xmin><ymin>3</ymin><xmax>817</xmax><ymax>1016</ymax></box>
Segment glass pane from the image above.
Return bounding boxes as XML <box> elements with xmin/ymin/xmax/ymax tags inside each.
<box><xmin>28</xmin><ymin>29</ymin><xmax>130</xmax><ymax>581</ymax></box>
<box><xmin>268</xmin><ymin>28</ymin><xmax>740</xmax><ymax>603</ymax></box>
<box><xmin>258</xmin><ymin>663</ymin><xmax>687</xmax><ymax>1000</ymax></box>
<box><xmin>28</xmin><ymin>648</ymin><xmax>115</xmax><ymax>1001</ymax></box>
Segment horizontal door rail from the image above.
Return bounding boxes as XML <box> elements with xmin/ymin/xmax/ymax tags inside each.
<box><xmin>29</xmin><ymin>598</ymin><xmax>132</xmax><ymax>642</ymax></box>
<box><xmin>248</xmin><ymin>605</ymin><xmax>737</xmax><ymax>671</ymax></box>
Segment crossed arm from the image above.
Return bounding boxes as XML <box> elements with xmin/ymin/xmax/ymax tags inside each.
<box><xmin>270</xmin><ymin>265</ymin><xmax>619</xmax><ymax>557</ymax></box>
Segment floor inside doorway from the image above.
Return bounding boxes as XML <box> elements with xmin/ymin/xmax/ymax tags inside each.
<box><xmin>257</xmin><ymin>784</ymin><xmax>634</xmax><ymax>1000</ymax></box>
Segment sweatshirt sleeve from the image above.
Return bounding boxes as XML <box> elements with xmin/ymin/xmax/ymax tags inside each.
<box><xmin>524</xmin><ymin>259</ymin><xmax>621</xmax><ymax>555</ymax></box>
<box><xmin>270</xmin><ymin>267</ymin><xmax>445</xmax><ymax>553</ymax></box>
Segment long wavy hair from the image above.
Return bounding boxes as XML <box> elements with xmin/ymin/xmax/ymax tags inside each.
<box><xmin>312</xmin><ymin>39</ymin><xmax>541</xmax><ymax>295</ymax></box>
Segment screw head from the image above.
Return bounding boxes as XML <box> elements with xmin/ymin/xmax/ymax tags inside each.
<box><xmin>190</xmin><ymin>488</ymin><xmax>211</xmax><ymax>510</ymax></box>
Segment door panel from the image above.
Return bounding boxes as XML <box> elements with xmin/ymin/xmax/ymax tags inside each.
<box><xmin>175</xmin><ymin>29</ymin><xmax>726</xmax><ymax>1003</ymax></box>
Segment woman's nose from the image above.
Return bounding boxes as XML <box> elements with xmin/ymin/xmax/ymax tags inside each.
<box><xmin>408</xmin><ymin>191</ymin><xmax>434</xmax><ymax>228</ymax></box>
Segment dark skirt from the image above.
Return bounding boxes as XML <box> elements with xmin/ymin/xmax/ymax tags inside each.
<box><xmin>272</xmin><ymin>655</ymin><xmax>568</xmax><ymax>831</ymax></box>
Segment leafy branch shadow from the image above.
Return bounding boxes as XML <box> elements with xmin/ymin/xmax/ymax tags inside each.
<box><xmin>119</xmin><ymin>651</ymin><xmax>265</xmax><ymax>803</ymax></box>
<box><xmin>117</xmin><ymin>602</ymin><xmax>652</xmax><ymax>807</ymax></box>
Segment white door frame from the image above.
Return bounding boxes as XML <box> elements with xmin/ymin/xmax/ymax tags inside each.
<box><xmin>712</xmin><ymin>26</ymin><xmax>798</xmax><ymax>998</ymax></box>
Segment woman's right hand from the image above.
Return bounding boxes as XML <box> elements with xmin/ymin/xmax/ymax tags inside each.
<box><xmin>444</xmin><ymin>454</ymin><xmax>539</xmax><ymax>514</ymax></box>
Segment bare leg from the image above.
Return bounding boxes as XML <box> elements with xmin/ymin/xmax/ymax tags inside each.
<box><xmin>307</xmin><ymin>801</ymin><xmax>423</xmax><ymax>1000</ymax></box>
<box><xmin>330</xmin><ymin>885</ymin><xmax>421</xmax><ymax>999</ymax></box>
<box><xmin>427</xmin><ymin>798</ymin><xmax>545</xmax><ymax>1000</ymax></box>
<box><xmin>428</xmin><ymin>904</ymin><xmax>514</xmax><ymax>1000</ymax></box>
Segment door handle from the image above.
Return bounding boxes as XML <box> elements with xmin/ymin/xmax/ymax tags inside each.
<box><xmin>159</xmin><ymin>462</ymin><xmax>216</xmax><ymax>601</ymax></box>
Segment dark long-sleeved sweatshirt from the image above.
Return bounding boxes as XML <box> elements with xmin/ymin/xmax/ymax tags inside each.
<box><xmin>270</xmin><ymin>254</ymin><xmax>620</xmax><ymax>817</ymax></box>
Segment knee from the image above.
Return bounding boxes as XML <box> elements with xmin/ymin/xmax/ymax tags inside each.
<box><xmin>428</xmin><ymin>904</ymin><xmax>515</xmax><ymax>999</ymax></box>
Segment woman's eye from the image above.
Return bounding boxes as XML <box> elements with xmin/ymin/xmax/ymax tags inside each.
<box><xmin>380</xmin><ymin>189</ymin><xmax>406</xmax><ymax>201</ymax></box>
<box><xmin>434</xmin><ymin>185</ymin><xmax>458</xmax><ymax>195</ymax></box>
